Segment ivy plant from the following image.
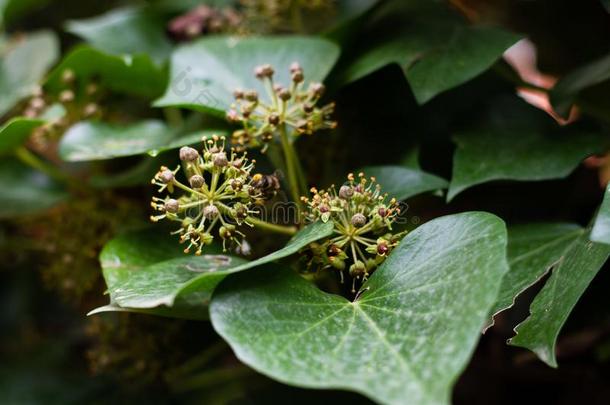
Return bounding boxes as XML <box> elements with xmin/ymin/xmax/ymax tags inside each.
<box><xmin>2</xmin><ymin>0</ymin><xmax>610</xmax><ymax>403</ymax></box>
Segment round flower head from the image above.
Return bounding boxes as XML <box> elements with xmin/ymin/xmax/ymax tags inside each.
<box><xmin>301</xmin><ymin>173</ymin><xmax>406</xmax><ymax>292</ymax></box>
<box><xmin>151</xmin><ymin>135</ymin><xmax>266</xmax><ymax>254</ymax></box>
<box><xmin>228</xmin><ymin>62</ymin><xmax>336</xmax><ymax>152</ymax></box>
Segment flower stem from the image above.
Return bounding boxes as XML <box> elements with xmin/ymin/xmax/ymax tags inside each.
<box><xmin>278</xmin><ymin>124</ymin><xmax>306</xmax><ymax>207</ymax></box>
<box><xmin>15</xmin><ymin>146</ymin><xmax>70</xmax><ymax>184</ymax></box>
<box><xmin>248</xmin><ymin>216</ymin><xmax>297</xmax><ymax>236</ymax></box>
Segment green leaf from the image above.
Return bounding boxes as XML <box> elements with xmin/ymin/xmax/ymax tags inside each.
<box><xmin>509</xmin><ymin>225</ymin><xmax>610</xmax><ymax>367</ymax></box>
<box><xmin>210</xmin><ymin>212</ymin><xmax>508</xmax><ymax>404</ymax></box>
<box><xmin>448</xmin><ymin>130</ymin><xmax>609</xmax><ymax>201</ymax></box>
<box><xmin>591</xmin><ymin>183</ymin><xmax>610</xmax><ymax>244</ymax></box>
<box><xmin>58</xmin><ymin>120</ymin><xmax>226</xmax><ymax>161</ymax></box>
<box><xmin>96</xmin><ymin>222</ymin><xmax>334</xmax><ymax>318</ymax></box>
<box><xmin>0</xmin><ymin>31</ymin><xmax>59</xmax><ymax>117</ymax></box>
<box><xmin>550</xmin><ymin>52</ymin><xmax>610</xmax><ymax>118</ymax></box>
<box><xmin>488</xmin><ymin>223</ymin><xmax>584</xmax><ymax>326</ymax></box>
<box><xmin>360</xmin><ymin>165</ymin><xmax>448</xmax><ymax>201</ymax></box>
<box><xmin>0</xmin><ymin>158</ymin><xmax>67</xmax><ymax>218</ymax></box>
<box><xmin>154</xmin><ymin>36</ymin><xmax>340</xmax><ymax>115</ymax></box>
<box><xmin>340</xmin><ymin>1</ymin><xmax>520</xmax><ymax>104</ymax></box>
<box><xmin>0</xmin><ymin>117</ymin><xmax>44</xmax><ymax>154</ymax></box>
<box><xmin>0</xmin><ymin>0</ymin><xmax>49</xmax><ymax>28</ymax></box>
<box><xmin>44</xmin><ymin>46</ymin><xmax>166</xmax><ymax>99</ymax></box>
<box><xmin>66</xmin><ymin>7</ymin><xmax>172</xmax><ymax>64</ymax></box>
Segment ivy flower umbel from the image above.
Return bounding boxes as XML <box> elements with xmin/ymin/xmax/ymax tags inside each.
<box><xmin>151</xmin><ymin>135</ymin><xmax>264</xmax><ymax>254</ymax></box>
<box><xmin>227</xmin><ymin>62</ymin><xmax>336</xmax><ymax>152</ymax></box>
<box><xmin>302</xmin><ymin>173</ymin><xmax>406</xmax><ymax>292</ymax></box>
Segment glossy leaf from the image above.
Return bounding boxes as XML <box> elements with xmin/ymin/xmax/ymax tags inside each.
<box><xmin>0</xmin><ymin>158</ymin><xmax>67</xmax><ymax>218</ymax></box>
<box><xmin>96</xmin><ymin>222</ymin><xmax>333</xmax><ymax>317</ymax></box>
<box><xmin>360</xmin><ymin>165</ymin><xmax>448</xmax><ymax>201</ymax></box>
<box><xmin>509</xmin><ymin>226</ymin><xmax>610</xmax><ymax>367</ymax></box>
<box><xmin>0</xmin><ymin>31</ymin><xmax>59</xmax><ymax>117</ymax></box>
<box><xmin>211</xmin><ymin>212</ymin><xmax>508</xmax><ymax>404</ymax></box>
<box><xmin>154</xmin><ymin>36</ymin><xmax>340</xmax><ymax>114</ymax></box>
<box><xmin>0</xmin><ymin>117</ymin><xmax>44</xmax><ymax>154</ymax></box>
<box><xmin>448</xmin><ymin>130</ymin><xmax>608</xmax><ymax>201</ymax></box>
<box><xmin>44</xmin><ymin>46</ymin><xmax>166</xmax><ymax>99</ymax></box>
<box><xmin>66</xmin><ymin>7</ymin><xmax>172</xmax><ymax>64</ymax></box>
<box><xmin>488</xmin><ymin>223</ymin><xmax>584</xmax><ymax>326</ymax></box>
<box><xmin>340</xmin><ymin>1</ymin><xmax>519</xmax><ymax>104</ymax></box>
<box><xmin>591</xmin><ymin>183</ymin><xmax>610</xmax><ymax>244</ymax></box>
<box><xmin>58</xmin><ymin>120</ymin><xmax>226</xmax><ymax>161</ymax></box>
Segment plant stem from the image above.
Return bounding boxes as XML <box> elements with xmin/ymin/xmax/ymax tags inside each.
<box><xmin>248</xmin><ymin>216</ymin><xmax>297</xmax><ymax>236</ymax></box>
<box><xmin>163</xmin><ymin>107</ymin><xmax>183</xmax><ymax>128</ymax></box>
<box><xmin>15</xmin><ymin>147</ymin><xmax>70</xmax><ymax>184</ymax></box>
<box><xmin>278</xmin><ymin>124</ymin><xmax>306</xmax><ymax>207</ymax></box>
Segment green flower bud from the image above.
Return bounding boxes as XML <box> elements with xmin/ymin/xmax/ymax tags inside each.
<box><xmin>339</xmin><ymin>185</ymin><xmax>354</xmax><ymax>199</ymax></box>
<box><xmin>203</xmin><ymin>204</ymin><xmax>219</xmax><ymax>219</ymax></box>
<box><xmin>165</xmin><ymin>199</ymin><xmax>180</xmax><ymax>213</ymax></box>
<box><xmin>351</xmin><ymin>213</ymin><xmax>367</xmax><ymax>228</ymax></box>
<box><xmin>213</xmin><ymin>152</ymin><xmax>228</xmax><ymax>167</ymax></box>
<box><xmin>349</xmin><ymin>261</ymin><xmax>366</xmax><ymax>278</ymax></box>
<box><xmin>189</xmin><ymin>174</ymin><xmax>205</xmax><ymax>188</ymax></box>
<box><xmin>179</xmin><ymin>146</ymin><xmax>199</xmax><ymax>162</ymax></box>
<box><xmin>159</xmin><ymin>170</ymin><xmax>174</xmax><ymax>184</ymax></box>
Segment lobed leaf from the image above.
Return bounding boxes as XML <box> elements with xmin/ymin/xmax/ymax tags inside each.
<box><xmin>448</xmin><ymin>130</ymin><xmax>609</xmax><ymax>201</ymax></box>
<box><xmin>93</xmin><ymin>222</ymin><xmax>334</xmax><ymax>319</ymax></box>
<box><xmin>339</xmin><ymin>1</ymin><xmax>520</xmax><ymax>104</ymax></box>
<box><xmin>211</xmin><ymin>212</ymin><xmax>508</xmax><ymax>405</ymax></box>
<box><xmin>154</xmin><ymin>36</ymin><xmax>340</xmax><ymax>115</ymax></box>
<box><xmin>509</xmin><ymin>225</ymin><xmax>610</xmax><ymax>367</ymax></box>
<box><xmin>488</xmin><ymin>223</ymin><xmax>584</xmax><ymax>327</ymax></box>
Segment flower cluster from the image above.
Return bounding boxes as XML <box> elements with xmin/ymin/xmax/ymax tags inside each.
<box><xmin>150</xmin><ymin>135</ymin><xmax>266</xmax><ymax>254</ymax></box>
<box><xmin>24</xmin><ymin>69</ymin><xmax>103</xmax><ymax>153</ymax></box>
<box><xmin>302</xmin><ymin>173</ymin><xmax>406</xmax><ymax>291</ymax></box>
<box><xmin>227</xmin><ymin>62</ymin><xmax>336</xmax><ymax>152</ymax></box>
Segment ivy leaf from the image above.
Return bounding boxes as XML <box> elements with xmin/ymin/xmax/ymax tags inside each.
<box><xmin>0</xmin><ymin>0</ymin><xmax>49</xmax><ymax>27</ymax></box>
<box><xmin>58</xmin><ymin>120</ymin><xmax>227</xmax><ymax>161</ymax></box>
<box><xmin>210</xmin><ymin>212</ymin><xmax>508</xmax><ymax>404</ymax></box>
<box><xmin>0</xmin><ymin>158</ymin><xmax>67</xmax><ymax>218</ymax></box>
<box><xmin>0</xmin><ymin>31</ymin><xmax>59</xmax><ymax>117</ymax></box>
<box><xmin>448</xmin><ymin>130</ymin><xmax>608</xmax><ymax>201</ymax></box>
<box><xmin>0</xmin><ymin>117</ymin><xmax>44</xmax><ymax>154</ymax></box>
<box><xmin>340</xmin><ymin>1</ymin><xmax>520</xmax><ymax>104</ymax></box>
<box><xmin>95</xmin><ymin>222</ymin><xmax>334</xmax><ymax>318</ymax></box>
<box><xmin>65</xmin><ymin>7</ymin><xmax>172</xmax><ymax>64</ymax></box>
<box><xmin>550</xmin><ymin>53</ymin><xmax>610</xmax><ymax>118</ymax></box>
<box><xmin>154</xmin><ymin>36</ymin><xmax>340</xmax><ymax>115</ymax></box>
<box><xmin>57</xmin><ymin>120</ymin><xmax>220</xmax><ymax>161</ymax></box>
<box><xmin>360</xmin><ymin>165</ymin><xmax>448</xmax><ymax>201</ymax></box>
<box><xmin>44</xmin><ymin>46</ymin><xmax>166</xmax><ymax>99</ymax></box>
<box><xmin>488</xmin><ymin>223</ymin><xmax>584</xmax><ymax>327</ymax></box>
<box><xmin>591</xmin><ymin>183</ymin><xmax>610</xmax><ymax>244</ymax></box>
<box><xmin>509</xmin><ymin>226</ymin><xmax>610</xmax><ymax>367</ymax></box>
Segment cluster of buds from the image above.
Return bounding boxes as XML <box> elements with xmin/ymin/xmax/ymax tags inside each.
<box><xmin>150</xmin><ymin>135</ymin><xmax>269</xmax><ymax>254</ymax></box>
<box><xmin>24</xmin><ymin>69</ymin><xmax>103</xmax><ymax>153</ymax></box>
<box><xmin>167</xmin><ymin>5</ymin><xmax>242</xmax><ymax>41</ymax></box>
<box><xmin>302</xmin><ymin>173</ymin><xmax>406</xmax><ymax>292</ymax></box>
<box><xmin>227</xmin><ymin>62</ymin><xmax>336</xmax><ymax>152</ymax></box>
<box><xmin>24</xmin><ymin>69</ymin><xmax>102</xmax><ymax>120</ymax></box>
